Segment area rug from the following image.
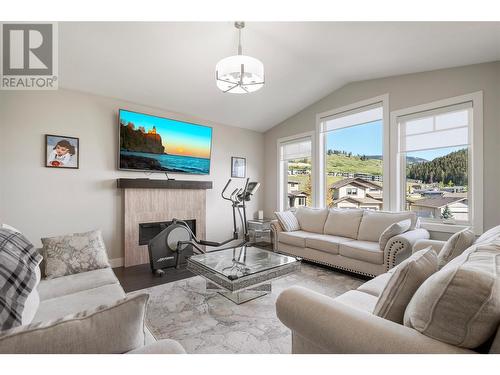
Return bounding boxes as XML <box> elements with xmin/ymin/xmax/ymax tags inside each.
<box><xmin>133</xmin><ymin>263</ymin><xmax>365</xmax><ymax>354</ymax></box>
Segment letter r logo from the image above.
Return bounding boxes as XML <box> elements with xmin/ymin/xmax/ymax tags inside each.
<box><xmin>2</xmin><ymin>24</ymin><xmax>53</xmax><ymax>75</ymax></box>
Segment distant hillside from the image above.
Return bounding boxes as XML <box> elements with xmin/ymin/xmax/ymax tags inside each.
<box><xmin>326</xmin><ymin>153</ymin><xmax>382</xmax><ymax>175</ymax></box>
<box><xmin>364</xmin><ymin>155</ymin><xmax>427</xmax><ymax>164</ymax></box>
<box><xmin>120</xmin><ymin>122</ymin><xmax>165</xmax><ymax>154</ymax></box>
<box><xmin>365</xmin><ymin>155</ymin><xmax>382</xmax><ymax>161</ymax></box>
<box><xmin>406</xmin><ymin>148</ymin><xmax>467</xmax><ymax>185</ymax></box>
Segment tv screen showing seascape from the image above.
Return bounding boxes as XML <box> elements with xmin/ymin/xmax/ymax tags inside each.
<box><xmin>119</xmin><ymin>109</ymin><xmax>212</xmax><ymax>175</ymax></box>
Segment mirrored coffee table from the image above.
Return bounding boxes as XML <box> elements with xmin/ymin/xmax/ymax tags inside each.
<box><xmin>187</xmin><ymin>246</ymin><xmax>300</xmax><ymax>304</ymax></box>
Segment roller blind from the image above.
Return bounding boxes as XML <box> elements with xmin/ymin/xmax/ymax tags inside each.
<box><xmin>398</xmin><ymin>102</ymin><xmax>471</xmax><ymax>153</ymax></box>
<box><xmin>320</xmin><ymin>102</ymin><xmax>383</xmax><ymax>132</ymax></box>
<box><xmin>280</xmin><ymin>138</ymin><xmax>312</xmax><ymax>161</ymax></box>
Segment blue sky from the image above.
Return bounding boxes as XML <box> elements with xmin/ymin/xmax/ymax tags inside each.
<box><xmin>326</xmin><ymin>120</ymin><xmax>383</xmax><ymax>156</ymax></box>
<box><xmin>326</xmin><ymin>120</ymin><xmax>466</xmax><ymax>161</ymax></box>
<box><xmin>120</xmin><ymin>110</ymin><xmax>212</xmax><ymax>158</ymax></box>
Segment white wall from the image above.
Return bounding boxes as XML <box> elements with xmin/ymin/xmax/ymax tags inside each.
<box><xmin>264</xmin><ymin>61</ymin><xmax>500</xmax><ymax>232</ymax></box>
<box><xmin>0</xmin><ymin>89</ymin><xmax>265</xmax><ymax>262</ymax></box>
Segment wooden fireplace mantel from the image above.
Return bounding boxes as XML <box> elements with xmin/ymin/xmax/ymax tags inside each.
<box><xmin>117</xmin><ymin>178</ymin><xmax>213</xmax><ymax>190</ymax></box>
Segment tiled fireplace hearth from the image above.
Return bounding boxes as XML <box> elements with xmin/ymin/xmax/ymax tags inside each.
<box><xmin>117</xmin><ymin>178</ymin><xmax>212</xmax><ymax>267</ymax></box>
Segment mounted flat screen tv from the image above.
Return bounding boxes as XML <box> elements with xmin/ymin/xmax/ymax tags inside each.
<box><xmin>119</xmin><ymin>109</ymin><xmax>212</xmax><ymax>175</ymax></box>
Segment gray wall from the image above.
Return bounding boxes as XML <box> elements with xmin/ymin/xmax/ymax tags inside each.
<box><xmin>264</xmin><ymin>61</ymin><xmax>500</xmax><ymax>231</ymax></box>
<box><xmin>0</xmin><ymin>89</ymin><xmax>265</xmax><ymax>262</ymax></box>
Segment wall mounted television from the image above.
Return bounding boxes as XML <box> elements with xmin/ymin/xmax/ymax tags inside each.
<box><xmin>119</xmin><ymin>109</ymin><xmax>213</xmax><ymax>175</ymax></box>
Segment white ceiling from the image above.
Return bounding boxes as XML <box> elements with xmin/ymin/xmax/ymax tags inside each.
<box><xmin>59</xmin><ymin>22</ymin><xmax>500</xmax><ymax>132</ymax></box>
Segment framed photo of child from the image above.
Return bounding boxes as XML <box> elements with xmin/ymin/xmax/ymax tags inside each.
<box><xmin>45</xmin><ymin>134</ymin><xmax>79</xmax><ymax>169</ymax></box>
<box><xmin>231</xmin><ymin>156</ymin><xmax>246</xmax><ymax>178</ymax></box>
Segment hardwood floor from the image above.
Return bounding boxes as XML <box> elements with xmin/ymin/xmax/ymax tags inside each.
<box><xmin>113</xmin><ymin>263</ymin><xmax>194</xmax><ymax>293</ymax></box>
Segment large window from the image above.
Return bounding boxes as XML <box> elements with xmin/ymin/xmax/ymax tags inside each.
<box><xmin>391</xmin><ymin>92</ymin><xmax>483</xmax><ymax>233</ymax></box>
<box><xmin>278</xmin><ymin>136</ymin><xmax>313</xmax><ymax>211</ymax></box>
<box><xmin>396</xmin><ymin>102</ymin><xmax>472</xmax><ymax>224</ymax></box>
<box><xmin>318</xmin><ymin>102</ymin><xmax>385</xmax><ymax>210</ymax></box>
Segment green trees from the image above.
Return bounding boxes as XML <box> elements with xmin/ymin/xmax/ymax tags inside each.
<box><xmin>441</xmin><ymin>205</ymin><xmax>454</xmax><ymax>219</ymax></box>
<box><xmin>406</xmin><ymin>148</ymin><xmax>467</xmax><ymax>186</ymax></box>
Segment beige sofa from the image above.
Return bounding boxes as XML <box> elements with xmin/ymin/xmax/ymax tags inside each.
<box><xmin>276</xmin><ymin>225</ymin><xmax>500</xmax><ymax>354</ymax></box>
<box><xmin>271</xmin><ymin>207</ymin><xmax>429</xmax><ymax>277</ymax></box>
<box><xmin>0</xmin><ymin>265</ymin><xmax>185</xmax><ymax>354</ymax></box>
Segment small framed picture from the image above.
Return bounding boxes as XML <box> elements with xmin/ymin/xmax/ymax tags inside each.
<box><xmin>231</xmin><ymin>157</ymin><xmax>246</xmax><ymax>178</ymax></box>
<box><xmin>45</xmin><ymin>134</ymin><xmax>79</xmax><ymax>169</ymax></box>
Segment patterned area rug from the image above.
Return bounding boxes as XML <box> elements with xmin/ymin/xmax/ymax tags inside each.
<box><xmin>134</xmin><ymin>263</ymin><xmax>364</xmax><ymax>354</ymax></box>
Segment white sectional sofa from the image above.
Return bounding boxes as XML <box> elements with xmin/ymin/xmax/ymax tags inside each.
<box><xmin>276</xmin><ymin>225</ymin><xmax>500</xmax><ymax>354</ymax></box>
<box><xmin>0</xmin><ymin>261</ymin><xmax>185</xmax><ymax>354</ymax></box>
<box><xmin>271</xmin><ymin>207</ymin><xmax>429</xmax><ymax>276</ymax></box>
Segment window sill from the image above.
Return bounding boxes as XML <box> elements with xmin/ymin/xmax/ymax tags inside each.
<box><xmin>419</xmin><ymin>221</ymin><xmax>469</xmax><ymax>234</ymax></box>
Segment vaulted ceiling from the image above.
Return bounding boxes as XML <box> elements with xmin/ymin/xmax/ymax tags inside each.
<box><xmin>59</xmin><ymin>22</ymin><xmax>500</xmax><ymax>132</ymax></box>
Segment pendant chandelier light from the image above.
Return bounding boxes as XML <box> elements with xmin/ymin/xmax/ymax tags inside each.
<box><xmin>215</xmin><ymin>22</ymin><xmax>265</xmax><ymax>94</ymax></box>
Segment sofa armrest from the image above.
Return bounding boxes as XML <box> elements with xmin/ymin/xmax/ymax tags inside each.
<box><xmin>270</xmin><ymin>219</ymin><xmax>283</xmax><ymax>251</ymax></box>
<box><xmin>126</xmin><ymin>339</ymin><xmax>186</xmax><ymax>354</ymax></box>
<box><xmin>384</xmin><ymin>228</ymin><xmax>430</xmax><ymax>271</ymax></box>
<box><xmin>276</xmin><ymin>286</ymin><xmax>473</xmax><ymax>354</ymax></box>
<box><xmin>413</xmin><ymin>239</ymin><xmax>446</xmax><ymax>255</ymax></box>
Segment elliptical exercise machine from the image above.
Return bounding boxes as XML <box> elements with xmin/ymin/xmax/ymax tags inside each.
<box><xmin>147</xmin><ymin>178</ymin><xmax>260</xmax><ymax>276</ymax></box>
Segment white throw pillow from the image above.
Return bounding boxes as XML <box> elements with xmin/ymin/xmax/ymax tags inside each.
<box><xmin>373</xmin><ymin>247</ymin><xmax>437</xmax><ymax>323</ymax></box>
<box><xmin>21</xmin><ymin>290</ymin><xmax>40</xmax><ymax>326</ymax></box>
<box><xmin>378</xmin><ymin>219</ymin><xmax>411</xmax><ymax>251</ymax></box>
<box><xmin>437</xmin><ymin>228</ymin><xmax>475</xmax><ymax>268</ymax></box>
<box><xmin>274</xmin><ymin>211</ymin><xmax>300</xmax><ymax>232</ymax></box>
<box><xmin>404</xmin><ymin>242</ymin><xmax>500</xmax><ymax>348</ymax></box>
<box><xmin>0</xmin><ymin>294</ymin><xmax>149</xmax><ymax>354</ymax></box>
<box><xmin>294</xmin><ymin>207</ymin><xmax>329</xmax><ymax>234</ymax></box>
<box><xmin>41</xmin><ymin>229</ymin><xmax>110</xmax><ymax>279</ymax></box>
<box><xmin>21</xmin><ymin>266</ymin><xmax>41</xmax><ymax>325</ymax></box>
<box><xmin>1</xmin><ymin>223</ymin><xmax>21</xmax><ymax>233</ymax></box>
<box><xmin>323</xmin><ymin>209</ymin><xmax>363</xmax><ymax>239</ymax></box>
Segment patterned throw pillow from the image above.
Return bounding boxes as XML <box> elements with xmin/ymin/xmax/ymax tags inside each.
<box><xmin>275</xmin><ymin>211</ymin><xmax>300</xmax><ymax>232</ymax></box>
<box><xmin>0</xmin><ymin>228</ymin><xmax>43</xmax><ymax>330</ymax></box>
<box><xmin>437</xmin><ymin>228</ymin><xmax>475</xmax><ymax>268</ymax></box>
<box><xmin>378</xmin><ymin>219</ymin><xmax>411</xmax><ymax>251</ymax></box>
<box><xmin>41</xmin><ymin>229</ymin><xmax>110</xmax><ymax>279</ymax></box>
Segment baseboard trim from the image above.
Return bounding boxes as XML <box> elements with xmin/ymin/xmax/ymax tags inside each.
<box><xmin>109</xmin><ymin>257</ymin><xmax>124</xmax><ymax>268</ymax></box>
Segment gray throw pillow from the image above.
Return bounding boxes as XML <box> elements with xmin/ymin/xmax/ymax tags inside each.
<box><xmin>373</xmin><ymin>247</ymin><xmax>437</xmax><ymax>323</ymax></box>
<box><xmin>275</xmin><ymin>211</ymin><xmax>300</xmax><ymax>232</ymax></box>
<box><xmin>0</xmin><ymin>294</ymin><xmax>149</xmax><ymax>354</ymax></box>
<box><xmin>378</xmin><ymin>219</ymin><xmax>411</xmax><ymax>251</ymax></box>
<box><xmin>41</xmin><ymin>229</ymin><xmax>110</xmax><ymax>279</ymax></box>
<box><xmin>437</xmin><ymin>228</ymin><xmax>475</xmax><ymax>268</ymax></box>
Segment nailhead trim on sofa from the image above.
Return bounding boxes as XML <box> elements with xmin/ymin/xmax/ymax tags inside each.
<box><xmin>275</xmin><ymin>249</ymin><xmax>377</xmax><ymax>278</ymax></box>
<box><xmin>385</xmin><ymin>240</ymin><xmax>406</xmax><ymax>272</ymax></box>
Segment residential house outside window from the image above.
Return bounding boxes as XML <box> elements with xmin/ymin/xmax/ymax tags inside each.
<box><xmin>278</xmin><ymin>136</ymin><xmax>313</xmax><ymax>211</ymax></box>
<box><xmin>394</xmin><ymin>99</ymin><xmax>478</xmax><ymax>227</ymax></box>
<box><xmin>318</xmin><ymin>102</ymin><xmax>385</xmax><ymax>210</ymax></box>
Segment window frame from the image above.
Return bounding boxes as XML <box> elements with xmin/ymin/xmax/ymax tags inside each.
<box><xmin>276</xmin><ymin>131</ymin><xmax>316</xmax><ymax>212</ymax></box>
<box><xmin>390</xmin><ymin>92</ymin><xmax>483</xmax><ymax>234</ymax></box>
<box><xmin>315</xmin><ymin>94</ymin><xmax>390</xmax><ymax>209</ymax></box>
<box><xmin>346</xmin><ymin>187</ymin><xmax>358</xmax><ymax>196</ymax></box>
